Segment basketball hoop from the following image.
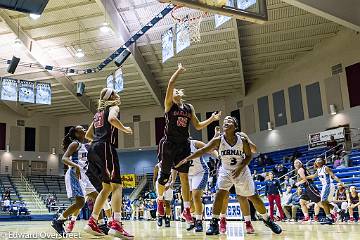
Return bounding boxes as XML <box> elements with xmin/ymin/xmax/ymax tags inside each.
<box><xmin>171</xmin><ymin>5</ymin><xmax>209</xmax><ymax>43</ymax></box>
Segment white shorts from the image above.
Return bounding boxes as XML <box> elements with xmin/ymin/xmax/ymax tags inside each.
<box><xmin>216</xmin><ymin>166</ymin><xmax>255</xmax><ymax>197</ymax></box>
<box><xmin>65</xmin><ymin>168</ymin><xmax>97</xmax><ymax>199</ymax></box>
<box><xmin>321</xmin><ymin>184</ymin><xmax>335</xmax><ymax>202</ymax></box>
<box><xmin>189</xmin><ymin>172</ymin><xmax>209</xmax><ymax>191</ymax></box>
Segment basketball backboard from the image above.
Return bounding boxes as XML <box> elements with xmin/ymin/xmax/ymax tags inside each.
<box><xmin>159</xmin><ymin>0</ymin><xmax>268</xmax><ymax>24</ymax></box>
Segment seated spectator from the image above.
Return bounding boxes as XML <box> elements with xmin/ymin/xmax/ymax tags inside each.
<box><xmin>333</xmin><ymin>184</ymin><xmax>348</xmax><ymax>221</ymax></box>
<box><xmin>333</xmin><ymin>154</ymin><xmax>342</xmax><ymax>168</ymax></box>
<box><xmin>283</xmin><ymin>175</ymin><xmax>295</xmax><ymax>188</ymax></box>
<box><xmin>260</xmin><ymin>168</ymin><xmax>267</xmax><ymax>179</ymax></box>
<box><xmin>339</xmin><ymin>151</ymin><xmax>350</xmax><ymax>168</ymax></box>
<box><xmin>10</xmin><ymin>201</ymin><xmax>19</xmax><ymax>216</ymax></box>
<box><xmin>252</xmin><ymin>170</ymin><xmax>265</xmax><ymax>182</ymax></box>
<box><xmin>257</xmin><ymin>153</ymin><xmax>266</xmax><ymax>167</ymax></box>
<box><xmin>3</xmin><ymin>198</ymin><xmax>11</xmax><ymax>212</ymax></box>
<box><xmin>348</xmin><ymin>186</ymin><xmax>360</xmax><ymax>222</ymax></box>
<box><xmin>283</xmin><ymin>187</ymin><xmax>301</xmax><ymax>221</ymax></box>
<box><xmin>18</xmin><ymin>201</ymin><xmax>29</xmax><ymax>215</ymax></box>
<box><xmin>3</xmin><ymin>188</ymin><xmax>11</xmax><ymax>200</ymax></box>
<box><xmin>264</xmin><ymin>154</ymin><xmax>275</xmax><ymax>166</ymax></box>
<box><xmin>327</xmin><ymin>135</ymin><xmax>337</xmax><ymax>150</ymax></box>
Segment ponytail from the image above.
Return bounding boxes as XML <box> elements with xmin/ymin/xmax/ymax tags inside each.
<box><xmin>62</xmin><ymin>127</ymin><xmax>76</xmax><ymax>151</ymax></box>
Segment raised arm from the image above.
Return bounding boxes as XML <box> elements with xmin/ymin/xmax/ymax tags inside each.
<box><xmin>239</xmin><ymin>132</ymin><xmax>257</xmax><ymax>153</ymax></box>
<box><xmin>108</xmin><ymin>106</ymin><xmax>133</xmax><ymax>134</ymax></box>
<box><xmin>175</xmin><ymin>137</ymin><xmax>221</xmax><ymax>168</ymax></box>
<box><xmin>189</xmin><ymin>104</ymin><xmax>221</xmax><ymax>131</ymax></box>
<box><xmin>194</xmin><ymin>140</ymin><xmax>218</xmax><ymax>157</ymax></box>
<box><xmin>164</xmin><ymin>64</ymin><xmax>186</xmax><ymax>112</ymax></box>
<box><xmin>85</xmin><ymin>122</ymin><xmax>94</xmax><ymax>141</ymax></box>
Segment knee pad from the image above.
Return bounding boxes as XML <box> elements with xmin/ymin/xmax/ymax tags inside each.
<box><xmin>103</xmin><ymin>201</ymin><xmax>111</xmax><ymax>211</ymax></box>
<box><xmin>158</xmin><ymin>172</ymin><xmax>171</xmax><ymax>186</ymax></box>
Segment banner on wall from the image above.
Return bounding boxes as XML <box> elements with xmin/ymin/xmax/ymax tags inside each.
<box><xmin>121</xmin><ymin>174</ymin><xmax>136</xmax><ymax>188</ymax></box>
<box><xmin>176</xmin><ymin>16</ymin><xmax>190</xmax><ymax>54</ymax></box>
<box><xmin>36</xmin><ymin>82</ymin><xmax>51</xmax><ymax>105</ymax></box>
<box><xmin>308</xmin><ymin>127</ymin><xmax>345</xmax><ymax>150</ymax></box>
<box><xmin>19</xmin><ymin>80</ymin><xmax>35</xmax><ymax>103</ymax></box>
<box><xmin>204</xmin><ymin>202</ymin><xmax>242</xmax><ymax>220</ymax></box>
<box><xmin>162</xmin><ymin>28</ymin><xmax>174</xmax><ymax>63</ymax></box>
<box><xmin>1</xmin><ymin>78</ymin><xmax>18</xmax><ymax>101</ymax></box>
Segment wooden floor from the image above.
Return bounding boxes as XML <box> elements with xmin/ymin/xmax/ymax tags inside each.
<box><xmin>0</xmin><ymin>220</ymin><xmax>359</xmax><ymax>239</ymax></box>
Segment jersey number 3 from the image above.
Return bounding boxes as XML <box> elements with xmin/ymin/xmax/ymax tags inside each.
<box><xmin>177</xmin><ymin>117</ymin><xmax>188</xmax><ymax>128</ymax></box>
<box><xmin>230</xmin><ymin>158</ymin><xmax>237</xmax><ymax>166</ymax></box>
<box><xmin>94</xmin><ymin>111</ymin><xmax>105</xmax><ymax>128</ymax></box>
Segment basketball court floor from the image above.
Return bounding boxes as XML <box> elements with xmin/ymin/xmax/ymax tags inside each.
<box><xmin>0</xmin><ymin>221</ymin><xmax>359</xmax><ymax>239</ymax></box>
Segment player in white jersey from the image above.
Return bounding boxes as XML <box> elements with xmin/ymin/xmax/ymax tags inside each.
<box><xmin>153</xmin><ymin>163</ymin><xmax>176</xmax><ymax>227</ymax></box>
<box><xmin>187</xmin><ymin>139</ymin><xmax>218</xmax><ymax>232</ymax></box>
<box><xmin>176</xmin><ymin>116</ymin><xmax>282</xmax><ymax>235</ymax></box>
<box><xmin>306</xmin><ymin>157</ymin><xmax>343</xmax><ymax>224</ymax></box>
<box><xmin>51</xmin><ymin>126</ymin><xmax>111</xmax><ymax>235</ymax></box>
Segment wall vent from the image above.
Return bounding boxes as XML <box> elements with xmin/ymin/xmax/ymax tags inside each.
<box><xmin>331</xmin><ymin>63</ymin><xmax>343</xmax><ymax>75</ymax></box>
<box><xmin>17</xmin><ymin>120</ymin><xmax>25</xmax><ymax>127</ymax></box>
<box><xmin>133</xmin><ymin>115</ymin><xmax>141</xmax><ymax>122</ymax></box>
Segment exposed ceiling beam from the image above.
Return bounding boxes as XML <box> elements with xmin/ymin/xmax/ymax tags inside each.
<box><xmin>95</xmin><ymin>0</ymin><xmax>163</xmax><ymax>107</ymax></box>
<box><xmin>282</xmin><ymin>0</ymin><xmax>360</xmax><ymax>31</ymax></box>
<box><xmin>0</xmin><ymin>10</ymin><xmax>97</xmax><ymax>114</ymax></box>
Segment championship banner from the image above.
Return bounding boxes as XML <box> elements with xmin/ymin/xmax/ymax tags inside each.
<box><xmin>215</xmin><ymin>0</ymin><xmax>232</xmax><ymax>28</ymax></box>
<box><xmin>204</xmin><ymin>202</ymin><xmax>242</xmax><ymax>220</ymax></box>
<box><xmin>114</xmin><ymin>68</ymin><xmax>124</xmax><ymax>93</ymax></box>
<box><xmin>176</xmin><ymin>16</ymin><xmax>190</xmax><ymax>54</ymax></box>
<box><xmin>19</xmin><ymin>80</ymin><xmax>35</xmax><ymax>103</ymax></box>
<box><xmin>1</xmin><ymin>78</ymin><xmax>18</xmax><ymax>101</ymax></box>
<box><xmin>121</xmin><ymin>174</ymin><xmax>136</xmax><ymax>188</ymax></box>
<box><xmin>162</xmin><ymin>28</ymin><xmax>174</xmax><ymax>63</ymax></box>
<box><xmin>36</xmin><ymin>83</ymin><xmax>51</xmax><ymax>105</ymax></box>
<box><xmin>308</xmin><ymin>127</ymin><xmax>345</xmax><ymax>150</ymax></box>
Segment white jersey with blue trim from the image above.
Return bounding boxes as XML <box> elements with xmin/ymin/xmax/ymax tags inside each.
<box><xmin>188</xmin><ymin>140</ymin><xmax>208</xmax><ymax>176</ymax></box>
<box><xmin>218</xmin><ymin>133</ymin><xmax>246</xmax><ymax>171</ymax></box>
<box><xmin>317</xmin><ymin>165</ymin><xmax>333</xmax><ymax>186</ymax></box>
<box><xmin>70</xmin><ymin>142</ymin><xmax>89</xmax><ymax>171</ymax></box>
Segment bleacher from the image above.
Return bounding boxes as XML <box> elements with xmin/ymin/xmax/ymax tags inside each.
<box><xmin>28</xmin><ymin>175</ymin><xmax>72</xmax><ymax>211</ymax></box>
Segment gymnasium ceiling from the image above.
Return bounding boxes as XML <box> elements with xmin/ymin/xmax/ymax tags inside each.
<box><xmin>0</xmin><ymin>0</ymin><xmax>344</xmax><ymax>116</ymax></box>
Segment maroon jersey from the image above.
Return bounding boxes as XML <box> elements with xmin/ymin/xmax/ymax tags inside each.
<box><xmin>92</xmin><ymin>106</ymin><xmax>119</xmax><ymax>146</ymax></box>
<box><xmin>164</xmin><ymin>103</ymin><xmax>192</xmax><ymax>143</ymax></box>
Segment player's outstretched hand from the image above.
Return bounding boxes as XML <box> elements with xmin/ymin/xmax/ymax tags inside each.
<box><xmin>175</xmin><ymin>158</ymin><xmax>189</xmax><ymax>168</ymax></box>
<box><xmin>178</xmin><ymin>63</ymin><xmax>186</xmax><ymax>73</ymax></box>
<box><xmin>211</xmin><ymin>111</ymin><xmax>222</xmax><ymax>121</ymax></box>
<box><xmin>125</xmin><ymin>127</ymin><xmax>133</xmax><ymax>135</ymax></box>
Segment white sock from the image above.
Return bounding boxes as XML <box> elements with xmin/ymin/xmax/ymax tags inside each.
<box><xmin>114</xmin><ymin>212</ymin><xmax>121</xmax><ymax>221</ymax></box>
<box><xmin>58</xmin><ymin>214</ymin><xmax>66</xmax><ymax>221</ymax></box>
<box><xmin>196</xmin><ymin>215</ymin><xmax>202</xmax><ymax>220</ymax></box>
<box><xmin>261</xmin><ymin>213</ymin><xmax>269</xmax><ymax>221</ymax></box>
<box><xmin>220</xmin><ymin>213</ymin><xmax>226</xmax><ymax>219</ymax></box>
<box><xmin>244</xmin><ymin>215</ymin><xmax>251</xmax><ymax>222</ymax></box>
<box><xmin>91</xmin><ymin>213</ymin><xmax>98</xmax><ymax>221</ymax></box>
<box><xmin>212</xmin><ymin>214</ymin><xmax>220</xmax><ymax>219</ymax></box>
<box><xmin>184</xmin><ymin>201</ymin><xmax>190</xmax><ymax>209</ymax></box>
<box><xmin>98</xmin><ymin>219</ymin><xmax>105</xmax><ymax>225</ymax></box>
<box><xmin>71</xmin><ymin>216</ymin><xmax>77</xmax><ymax>222</ymax></box>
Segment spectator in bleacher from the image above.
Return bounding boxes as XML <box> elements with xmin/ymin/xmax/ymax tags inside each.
<box><xmin>260</xmin><ymin>168</ymin><xmax>267</xmax><ymax>179</ymax></box>
<box><xmin>290</xmin><ymin>150</ymin><xmax>302</xmax><ymax>163</ymax></box>
<box><xmin>283</xmin><ymin>175</ymin><xmax>295</xmax><ymax>188</ymax></box>
<box><xmin>264</xmin><ymin>154</ymin><xmax>275</xmax><ymax>166</ymax></box>
<box><xmin>282</xmin><ymin>187</ymin><xmax>301</xmax><ymax>221</ymax></box>
<box><xmin>339</xmin><ymin>151</ymin><xmax>350</xmax><ymax>168</ymax></box>
<box><xmin>3</xmin><ymin>198</ymin><xmax>11</xmax><ymax>212</ymax></box>
<box><xmin>18</xmin><ymin>201</ymin><xmax>29</xmax><ymax>215</ymax></box>
<box><xmin>334</xmin><ymin>184</ymin><xmax>348</xmax><ymax>221</ymax></box>
<box><xmin>4</xmin><ymin>188</ymin><xmax>10</xmax><ymax>200</ymax></box>
<box><xmin>252</xmin><ymin>170</ymin><xmax>265</xmax><ymax>182</ymax></box>
<box><xmin>265</xmin><ymin>172</ymin><xmax>285</xmax><ymax>221</ymax></box>
<box><xmin>273</xmin><ymin>164</ymin><xmax>288</xmax><ymax>180</ymax></box>
<box><xmin>327</xmin><ymin>136</ymin><xmax>338</xmax><ymax>149</ymax></box>
<box><xmin>347</xmin><ymin>185</ymin><xmax>360</xmax><ymax>222</ymax></box>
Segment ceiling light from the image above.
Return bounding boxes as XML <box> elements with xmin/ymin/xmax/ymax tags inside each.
<box><xmin>100</xmin><ymin>22</ymin><xmax>111</xmax><ymax>33</ymax></box>
<box><xmin>14</xmin><ymin>38</ymin><xmax>22</xmax><ymax>47</ymax></box>
<box><xmin>38</xmin><ymin>156</ymin><xmax>41</xmax><ymax>159</ymax></box>
<box><xmin>29</xmin><ymin>14</ymin><xmax>41</xmax><ymax>20</ymax></box>
<box><xmin>138</xmin><ymin>148</ymin><xmax>142</xmax><ymax>151</ymax></box>
<box><xmin>19</xmin><ymin>155</ymin><xmax>22</xmax><ymax>158</ymax></box>
<box><xmin>75</xmin><ymin>48</ymin><xmax>85</xmax><ymax>58</ymax></box>
<box><xmin>267</xmin><ymin>121</ymin><xmax>273</xmax><ymax>131</ymax></box>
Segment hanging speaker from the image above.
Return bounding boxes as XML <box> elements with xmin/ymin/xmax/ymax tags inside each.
<box><xmin>76</xmin><ymin>82</ymin><xmax>85</xmax><ymax>96</ymax></box>
<box><xmin>7</xmin><ymin>56</ymin><xmax>20</xmax><ymax>74</ymax></box>
<box><xmin>114</xmin><ymin>49</ymin><xmax>131</xmax><ymax>67</ymax></box>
